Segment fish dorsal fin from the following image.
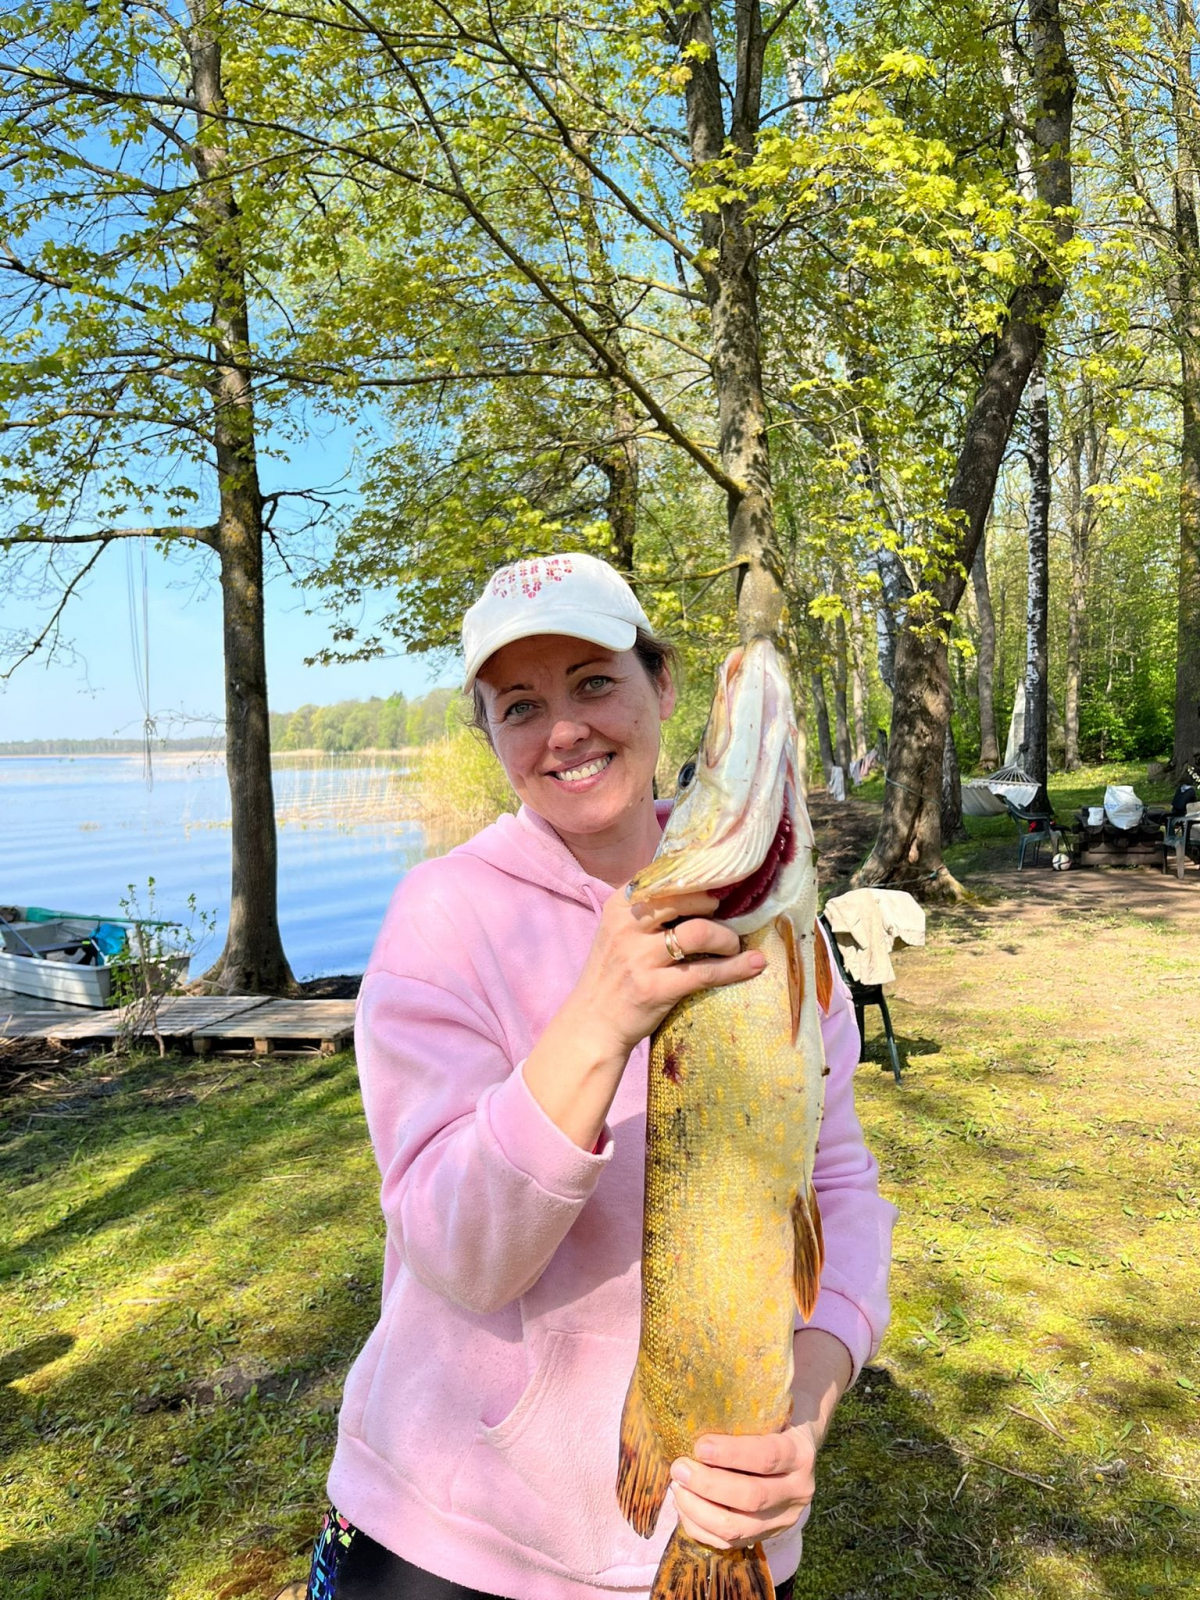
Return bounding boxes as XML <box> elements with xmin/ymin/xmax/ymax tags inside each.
<box><xmin>774</xmin><ymin>913</ymin><xmax>804</xmax><ymax>1045</ymax></box>
<box><xmin>814</xmin><ymin>919</ymin><xmax>834</xmax><ymax>1014</ymax></box>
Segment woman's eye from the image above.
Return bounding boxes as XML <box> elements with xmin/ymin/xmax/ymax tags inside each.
<box><xmin>503</xmin><ymin>699</ymin><xmax>536</xmax><ymax>720</ymax></box>
<box><xmin>677</xmin><ymin>759</ymin><xmax>697</xmax><ymax>789</ymax></box>
<box><xmin>581</xmin><ymin>675</ymin><xmax>613</xmax><ymax>692</ymax></box>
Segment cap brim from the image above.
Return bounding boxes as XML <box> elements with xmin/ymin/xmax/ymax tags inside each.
<box><xmin>463</xmin><ymin>610</ymin><xmax>639</xmax><ymax>689</ymax></box>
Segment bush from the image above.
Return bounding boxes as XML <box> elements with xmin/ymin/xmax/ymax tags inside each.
<box><xmin>413</xmin><ymin>727</ymin><xmax>517</xmax><ymax>834</ymax></box>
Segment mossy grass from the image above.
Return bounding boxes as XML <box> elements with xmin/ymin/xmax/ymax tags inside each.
<box><xmin>3</xmin><ymin>785</ymin><xmax>1198</xmax><ymax>1596</ymax></box>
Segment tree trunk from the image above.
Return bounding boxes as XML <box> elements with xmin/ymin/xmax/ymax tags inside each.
<box><xmin>941</xmin><ymin>718</ymin><xmax>969</xmax><ymax>846</ymax></box>
<box><xmin>190</xmin><ymin>4</ymin><xmax>294</xmax><ymax>994</ymax></box>
<box><xmin>1063</xmin><ymin>420</ymin><xmax>1088</xmax><ymax>770</ymax></box>
<box><xmin>675</xmin><ymin>0</ymin><xmax>784</xmax><ymax>640</ymax></box>
<box><xmin>848</xmin><ymin>588</ymin><xmax>869</xmax><ymax>761</ymax></box>
<box><xmin>811</xmin><ymin>672</ymin><xmax>835</xmax><ymax>785</ymax></box>
<box><xmin>1175</xmin><ymin>133</ymin><xmax>1200</xmax><ymax>771</ymax></box>
<box><xmin>794</xmin><ymin>674</ymin><xmax>809</xmax><ymax>799</ymax></box>
<box><xmin>833</xmin><ymin>614</ymin><xmax>852</xmax><ymax>773</ymax></box>
<box><xmin>857</xmin><ymin>0</ymin><xmax>1074</xmax><ymax>898</ymax></box>
<box><xmin>972</xmin><ymin>534</ymin><xmax>1000</xmax><ymax>768</ymax></box>
<box><xmin>863</xmin><ymin>624</ymin><xmax>953</xmax><ymax>894</ymax></box>
<box><xmin>1024</xmin><ymin>361</ymin><xmax>1051</xmax><ymax>800</ymax></box>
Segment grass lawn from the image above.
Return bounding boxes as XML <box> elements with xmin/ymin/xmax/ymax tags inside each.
<box><xmin>3</xmin><ymin>770</ymin><xmax>1198</xmax><ymax>1597</ymax></box>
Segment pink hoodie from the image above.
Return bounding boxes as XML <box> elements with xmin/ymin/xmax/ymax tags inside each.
<box><xmin>327</xmin><ymin>803</ymin><xmax>897</xmax><ymax>1599</ymax></box>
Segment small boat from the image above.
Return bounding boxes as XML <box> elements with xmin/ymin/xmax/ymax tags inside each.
<box><xmin>0</xmin><ymin>905</ymin><xmax>190</xmax><ymax>1009</ymax></box>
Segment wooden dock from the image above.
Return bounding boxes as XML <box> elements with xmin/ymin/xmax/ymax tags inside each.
<box><xmin>0</xmin><ymin>994</ymin><xmax>355</xmax><ymax>1056</ymax></box>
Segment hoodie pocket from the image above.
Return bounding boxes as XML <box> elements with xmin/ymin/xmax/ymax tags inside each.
<box><xmin>450</xmin><ymin>1328</ymin><xmax>653</xmax><ymax>1578</ymax></box>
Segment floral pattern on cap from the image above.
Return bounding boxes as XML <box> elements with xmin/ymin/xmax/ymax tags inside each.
<box><xmin>490</xmin><ymin>555</ymin><xmax>574</xmax><ymax>600</ymax></box>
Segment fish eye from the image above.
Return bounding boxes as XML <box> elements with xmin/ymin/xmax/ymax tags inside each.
<box><xmin>677</xmin><ymin>759</ymin><xmax>697</xmax><ymax>789</ymax></box>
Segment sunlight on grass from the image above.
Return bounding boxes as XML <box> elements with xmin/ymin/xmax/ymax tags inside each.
<box><xmin>3</xmin><ymin>857</ymin><xmax>1198</xmax><ymax>1596</ymax></box>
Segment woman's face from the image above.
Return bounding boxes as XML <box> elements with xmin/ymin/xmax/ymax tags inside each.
<box><xmin>476</xmin><ymin>634</ymin><xmax>675</xmax><ymax>840</ymax></box>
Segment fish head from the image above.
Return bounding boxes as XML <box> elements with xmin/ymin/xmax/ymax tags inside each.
<box><xmin>630</xmin><ymin>637</ymin><xmax>817</xmax><ymax>934</ymax></box>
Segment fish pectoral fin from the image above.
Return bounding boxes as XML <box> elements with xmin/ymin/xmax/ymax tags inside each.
<box><xmin>651</xmin><ymin>1530</ymin><xmax>775</xmax><ymax>1600</ymax></box>
<box><xmin>791</xmin><ymin>1183</ymin><xmax>825</xmax><ymax>1322</ymax></box>
<box><xmin>775</xmin><ymin>914</ymin><xmax>803</xmax><ymax>1045</ymax></box>
<box><xmin>617</xmin><ymin>1368</ymin><xmax>671</xmax><ymax>1538</ymax></box>
<box><xmin>814</xmin><ymin>920</ymin><xmax>834</xmax><ymax>1014</ymax></box>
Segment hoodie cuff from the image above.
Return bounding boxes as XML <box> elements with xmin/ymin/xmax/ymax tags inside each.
<box><xmin>800</xmin><ymin>1287</ymin><xmax>875</xmax><ymax>1383</ymax></box>
<box><xmin>484</xmin><ymin>1059</ymin><xmax>614</xmax><ymax>1202</ymax></box>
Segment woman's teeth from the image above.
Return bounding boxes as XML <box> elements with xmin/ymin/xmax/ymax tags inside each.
<box><xmin>551</xmin><ymin>754</ymin><xmax>613</xmax><ymax>783</ymax></box>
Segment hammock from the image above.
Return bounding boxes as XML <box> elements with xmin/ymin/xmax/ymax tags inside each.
<box><xmin>961</xmin><ymin>764</ymin><xmax>1039</xmax><ymax>817</ymax></box>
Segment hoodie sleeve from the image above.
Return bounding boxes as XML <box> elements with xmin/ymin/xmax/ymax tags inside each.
<box><xmin>355</xmin><ymin>966</ymin><xmax>613</xmax><ymax>1317</ymax></box>
<box><xmin>802</xmin><ymin>930</ymin><xmax>898</xmax><ymax>1380</ymax></box>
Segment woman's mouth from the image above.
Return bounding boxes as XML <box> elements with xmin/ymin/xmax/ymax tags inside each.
<box><xmin>549</xmin><ymin>753</ymin><xmax>614</xmax><ymax>784</ymax></box>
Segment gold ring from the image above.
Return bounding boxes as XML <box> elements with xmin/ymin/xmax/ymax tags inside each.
<box><xmin>663</xmin><ymin>927</ymin><xmax>686</xmax><ymax>962</ymax></box>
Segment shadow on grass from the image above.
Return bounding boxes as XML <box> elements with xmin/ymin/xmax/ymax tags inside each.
<box><xmin>802</xmin><ymin>1360</ymin><xmax>1197</xmax><ymax>1599</ymax></box>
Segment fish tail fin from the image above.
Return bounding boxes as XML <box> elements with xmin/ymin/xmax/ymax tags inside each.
<box><xmin>791</xmin><ymin>1181</ymin><xmax>825</xmax><ymax>1321</ymax></box>
<box><xmin>617</xmin><ymin>1367</ymin><xmax>671</xmax><ymax>1537</ymax></box>
<box><xmin>651</xmin><ymin>1529</ymin><xmax>775</xmax><ymax>1600</ymax></box>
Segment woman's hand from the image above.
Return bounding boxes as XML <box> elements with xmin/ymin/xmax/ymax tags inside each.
<box><xmin>566</xmin><ymin>887</ymin><xmax>766</xmax><ymax>1062</ymax></box>
<box><xmin>522</xmin><ymin>886</ymin><xmax>766</xmax><ymax>1149</ymax></box>
<box><xmin>667</xmin><ymin>1424</ymin><xmax>818</xmax><ymax>1549</ymax></box>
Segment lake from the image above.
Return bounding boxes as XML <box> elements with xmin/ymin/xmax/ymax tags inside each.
<box><xmin>2</xmin><ymin>753</ymin><xmax>437</xmax><ymax>979</ymax></box>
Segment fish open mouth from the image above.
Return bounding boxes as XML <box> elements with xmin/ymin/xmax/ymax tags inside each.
<box><xmin>711</xmin><ymin>805</ymin><xmax>796</xmax><ymax>920</ymax></box>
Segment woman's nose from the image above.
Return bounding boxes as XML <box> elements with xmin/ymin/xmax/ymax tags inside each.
<box><xmin>547</xmin><ymin>714</ymin><xmax>590</xmax><ymax>750</ymax></box>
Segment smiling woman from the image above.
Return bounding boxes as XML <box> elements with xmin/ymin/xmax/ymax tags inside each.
<box><xmin>303</xmin><ymin>553</ymin><xmax>894</xmax><ymax>1600</ymax></box>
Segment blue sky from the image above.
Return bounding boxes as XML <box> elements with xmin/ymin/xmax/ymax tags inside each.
<box><xmin>0</xmin><ymin>546</ymin><xmax>459</xmax><ymax>741</ymax></box>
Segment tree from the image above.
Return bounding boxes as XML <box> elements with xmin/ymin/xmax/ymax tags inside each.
<box><xmin>0</xmin><ymin>0</ymin><xmax>332</xmax><ymax>991</ymax></box>
<box><xmin>1023</xmin><ymin>361</ymin><xmax>1052</xmax><ymax>799</ymax></box>
<box><xmin>857</xmin><ymin>0</ymin><xmax>1077</xmax><ymax>896</ymax></box>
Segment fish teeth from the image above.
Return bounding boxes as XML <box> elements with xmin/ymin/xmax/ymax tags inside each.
<box><xmin>552</xmin><ymin>754</ymin><xmax>611</xmax><ymax>782</ymax></box>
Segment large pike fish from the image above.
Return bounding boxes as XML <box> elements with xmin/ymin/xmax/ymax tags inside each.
<box><xmin>617</xmin><ymin>637</ymin><xmax>833</xmax><ymax>1600</ymax></box>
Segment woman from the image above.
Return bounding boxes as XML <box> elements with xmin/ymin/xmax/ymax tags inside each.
<box><xmin>307</xmin><ymin>553</ymin><xmax>896</xmax><ymax>1600</ymax></box>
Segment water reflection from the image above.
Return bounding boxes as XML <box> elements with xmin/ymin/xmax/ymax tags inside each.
<box><xmin>2</xmin><ymin>753</ymin><xmax>435</xmax><ymax>979</ymax></box>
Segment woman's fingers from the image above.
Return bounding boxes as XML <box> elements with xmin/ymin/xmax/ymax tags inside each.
<box><xmin>670</xmin><ymin>1456</ymin><xmax>809</xmax><ymax>1518</ymax></box>
<box><xmin>631</xmin><ymin>891</ymin><xmax>719</xmax><ymax>928</ymax></box>
<box><xmin>668</xmin><ymin>1480</ymin><xmax>795</xmax><ymax>1550</ymax></box>
<box><xmin>675</xmin><ymin>948</ymin><xmax>766</xmax><ymax>991</ymax></box>
<box><xmin>660</xmin><ymin>917</ymin><xmax>743</xmax><ymax>962</ymax></box>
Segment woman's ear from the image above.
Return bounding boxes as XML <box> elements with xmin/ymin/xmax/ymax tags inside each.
<box><xmin>657</xmin><ymin>667</ymin><xmax>677</xmax><ymax>722</ymax></box>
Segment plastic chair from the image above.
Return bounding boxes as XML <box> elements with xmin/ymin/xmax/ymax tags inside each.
<box><xmin>818</xmin><ymin>915</ymin><xmax>902</xmax><ymax>1083</ymax></box>
<box><xmin>1003</xmin><ymin>797</ymin><xmax>1058</xmax><ymax>870</ymax></box>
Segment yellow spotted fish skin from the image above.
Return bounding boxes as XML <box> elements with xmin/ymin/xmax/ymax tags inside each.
<box><xmin>617</xmin><ymin>918</ymin><xmax>829</xmax><ymax>1599</ymax></box>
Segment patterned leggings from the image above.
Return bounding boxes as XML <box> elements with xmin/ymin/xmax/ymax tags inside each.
<box><xmin>305</xmin><ymin>1507</ymin><xmax>796</xmax><ymax>1600</ymax></box>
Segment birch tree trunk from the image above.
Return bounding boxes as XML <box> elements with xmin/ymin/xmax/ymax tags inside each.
<box><xmin>1174</xmin><ymin>82</ymin><xmax>1200</xmax><ymax>771</ymax></box>
<box><xmin>972</xmin><ymin>535</ymin><xmax>1000</xmax><ymax>769</ymax></box>
<box><xmin>811</xmin><ymin>672</ymin><xmax>835</xmax><ymax>784</ymax></box>
<box><xmin>1063</xmin><ymin>418</ymin><xmax>1093</xmax><ymax>771</ymax></box>
<box><xmin>833</xmin><ymin>615</ymin><xmax>852</xmax><ymax>773</ymax></box>
<box><xmin>191</xmin><ymin>2</ymin><xmax>294</xmax><ymax>994</ymax></box>
<box><xmin>848</xmin><ymin>589</ymin><xmax>869</xmax><ymax>761</ymax></box>
<box><xmin>1024</xmin><ymin>361</ymin><xmax>1052</xmax><ymax>799</ymax></box>
<box><xmin>858</xmin><ymin>0</ymin><xmax>1074</xmax><ymax>897</ymax></box>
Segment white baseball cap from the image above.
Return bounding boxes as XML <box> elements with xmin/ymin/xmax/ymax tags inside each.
<box><xmin>462</xmin><ymin>552</ymin><xmax>652</xmax><ymax>689</ymax></box>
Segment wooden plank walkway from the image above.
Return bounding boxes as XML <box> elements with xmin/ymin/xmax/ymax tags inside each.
<box><xmin>0</xmin><ymin>995</ymin><xmax>355</xmax><ymax>1056</ymax></box>
<box><xmin>193</xmin><ymin>999</ymin><xmax>356</xmax><ymax>1057</ymax></box>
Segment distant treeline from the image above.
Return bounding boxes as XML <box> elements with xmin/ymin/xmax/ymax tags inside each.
<box><xmin>0</xmin><ymin>737</ymin><xmax>221</xmax><ymax>754</ymax></box>
<box><xmin>269</xmin><ymin>688</ymin><xmax>459</xmax><ymax>752</ymax></box>
<box><xmin>3</xmin><ymin>689</ymin><xmax>460</xmax><ymax>756</ymax></box>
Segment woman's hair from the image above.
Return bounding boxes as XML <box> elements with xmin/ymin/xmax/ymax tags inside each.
<box><xmin>469</xmin><ymin>625</ymin><xmax>678</xmax><ymax>742</ymax></box>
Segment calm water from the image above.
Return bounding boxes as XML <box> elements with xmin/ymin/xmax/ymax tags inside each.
<box><xmin>3</xmin><ymin>754</ymin><xmax>433</xmax><ymax>979</ymax></box>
